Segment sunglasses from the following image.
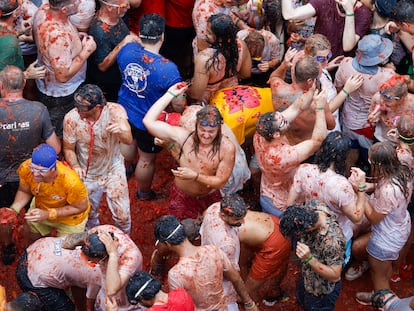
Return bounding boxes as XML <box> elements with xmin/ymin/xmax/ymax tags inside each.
<box><xmin>29</xmin><ymin>163</ymin><xmax>55</xmax><ymax>174</ymax></box>
<box><xmin>80</xmin><ymin>251</ymin><xmax>107</xmax><ymax>267</ymax></box>
<box><xmin>99</xmin><ymin>0</ymin><xmax>129</xmax><ymax>13</ymax></box>
<box><xmin>314</xmin><ymin>51</ymin><xmax>332</xmax><ymax>63</ymax></box>
<box><xmin>380</xmin><ymin>91</ymin><xmax>400</xmax><ymax>101</ymax></box>
<box><xmin>199</xmin><ymin>120</ymin><xmax>221</xmax><ymax>128</ymax></box>
<box><xmin>74</xmin><ymin>96</ymin><xmax>99</xmax><ymax>113</ymax></box>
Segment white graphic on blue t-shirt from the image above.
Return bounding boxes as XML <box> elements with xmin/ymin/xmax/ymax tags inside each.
<box><xmin>123</xmin><ymin>63</ymin><xmax>150</xmax><ymax>98</ymax></box>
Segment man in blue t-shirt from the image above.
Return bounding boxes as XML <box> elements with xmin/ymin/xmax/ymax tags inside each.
<box><xmin>118</xmin><ymin>13</ymin><xmax>185</xmax><ymax>200</ymax></box>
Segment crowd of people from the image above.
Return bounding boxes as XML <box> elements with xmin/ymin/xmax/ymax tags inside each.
<box><xmin>1</xmin><ymin>0</ymin><xmax>414</xmax><ymax>309</ymax></box>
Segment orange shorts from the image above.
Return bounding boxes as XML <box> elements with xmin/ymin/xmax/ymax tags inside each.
<box><xmin>249</xmin><ymin>216</ymin><xmax>291</xmax><ymax>280</ymax></box>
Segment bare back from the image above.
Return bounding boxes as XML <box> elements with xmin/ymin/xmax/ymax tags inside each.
<box><xmin>238</xmin><ymin>211</ymin><xmax>275</xmax><ymax>246</ymax></box>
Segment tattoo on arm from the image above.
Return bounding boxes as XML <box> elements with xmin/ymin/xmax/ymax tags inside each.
<box><xmin>62</xmin><ymin>232</ymin><xmax>88</xmax><ymax>249</ymax></box>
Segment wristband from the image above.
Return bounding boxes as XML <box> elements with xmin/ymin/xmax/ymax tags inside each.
<box><xmin>342</xmin><ymin>88</ymin><xmax>350</xmax><ymax>98</ymax></box>
<box><xmin>167</xmin><ymin>90</ymin><xmax>177</xmax><ymax>98</ymax></box>
<box><xmin>304</xmin><ymin>254</ymin><xmax>313</xmax><ymax>264</ymax></box>
<box><xmin>346</xmin><ymin>13</ymin><xmax>355</xmax><ymax>16</ymax></box>
<box><xmin>194</xmin><ymin>172</ymin><xmax>199</xmax><ymax>181</ymax></box>
<box><xmin>9</xmin><ymin>205</ymin><xmax>19</xmax><ymax>214</ymax></box>
<box><xmin>166</xmin><ymin>143</ymin><xmax>175</xmax><ymax>151</ymax></box>
<box><xmin>48</xmin><ymin>208</ymin><xmax>58</xmax><ymax>220</ymax></box>
<box><xmin>358</xmin><ymin>184</ymin><xmax>367</xmax><ymax>192</ymax></box>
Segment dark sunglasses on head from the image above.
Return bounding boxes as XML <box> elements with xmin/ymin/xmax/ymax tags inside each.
<box><xmin>380</xmin><ymin>91</ymin><xmax>400</xmax><ymax>101</ymax></box>
<box><xmin>199</xmin><ymin>120</ymin><xmax>220</xmax><ymax>128</ymax></box>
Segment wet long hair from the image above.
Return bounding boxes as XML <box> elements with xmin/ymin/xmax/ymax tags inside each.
<box><xmin>315</xmin><ymin>131</ymin><xmax>352</xmax><ymax>176</ymax></box>
<box><xmin>206</xmin><ymin>14</ymin><xmax>239</xmax><ymax>79</ymax></box>
<box><xmin>369</xmin><ymin>141</ymin><xmax>413</xmax><ymax>199</ymax></box>
<box><xmin>193</xmin><ymin>105</ymin><xmax>223</xmax><ymax>159</ymax></box>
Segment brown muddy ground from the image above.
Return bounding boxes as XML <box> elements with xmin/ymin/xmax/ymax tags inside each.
<box><xmin>1</xmin><ymin>149</ymin><xmax>413</xmax><ymax>310</ymax></box>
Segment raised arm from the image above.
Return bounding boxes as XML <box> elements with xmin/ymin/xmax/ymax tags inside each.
<box><xmin>281</xmin><ymin>0</ymin><xmax>316</xmax><ymax>21</ymax></box>
<box><xmin>294</xmin><ymin>89</ymin><xmax>328</xmax><ymax>162</ymax></box>
<box><xmin>282</xmin><ymin>83</ymin><xmax>316</xmax><ymax>122</ymax></box>
<box><xmin>98</xmin><ymin>34</ymin><xmax>139</xmax><ymax>72</ymax></box>
<box><xmin>338</xmin><ymin>0</ymin><xmax>360</xmax><ymax>52</ymax></box>
<box><xmin>53</xmin><ymin>35</ymin><xmax>96</xmax><ymax>83</ymax></box>
<box><xmin>329</xmin><ymin>74</ymin><xmax>364</xmax><ymax>113</ymax></box>
<box><xmin>143</xmin><ymin>83</ymin><xmax>189</xmax><ymax>142</ymax></box>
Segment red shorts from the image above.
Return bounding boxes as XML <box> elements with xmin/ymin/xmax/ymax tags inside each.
<box><xmin>168</xmin><ymin>182</ymin><xmax>221</xmax><ymax>220</ymax></box>
<box><xmin>249</xmin><ymin>216</ymin><xmax>291</xmax><ymax>280</ymax></box>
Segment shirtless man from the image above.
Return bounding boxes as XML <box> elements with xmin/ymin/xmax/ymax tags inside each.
<box><xmin>143</xmin><ymin>83</ymin><xmax>236</xmax><ymax>220</ymax></box>
<box><xmin>269</xmin><ymin>54</ymin><xmax>336</xmax><ymax>145</ymax></box>
<box><xmin>201</xmin><ymin>194</ymin><xmax>291</xmax><ymax>307</ymax></box>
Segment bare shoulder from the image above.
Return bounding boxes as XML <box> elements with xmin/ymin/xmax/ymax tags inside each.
<box><xmin>220</xmin><ymin>136</ymin><xmax>236</xmax><ymax>155</ymax></box>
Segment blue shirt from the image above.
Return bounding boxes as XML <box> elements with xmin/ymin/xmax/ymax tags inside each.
<box><xmin>117</xmin><ymin>42</ymin><xmax>181</xmax><ymax>130</ymax></box>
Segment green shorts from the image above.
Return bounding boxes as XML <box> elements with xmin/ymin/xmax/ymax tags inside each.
<box><xmin>27</xmin><ymin>200</ymin><xmax>87</xmax><ymax>236</ymax></box>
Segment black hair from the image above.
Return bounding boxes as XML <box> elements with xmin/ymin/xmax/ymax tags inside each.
<box><xmin>8</xmin><ymin>292</ymin><xmax>43</xmax><ymax>311</ymax></box>
<box><xmin>206</xmin><ymin>13</ymin><xmax>239</xmax><ymax>80</ymax></box>
<box><xmin>126</xmin><ymin>271</ymin><xmax>161</xmax><ymax>305</ymax></box>
<box><xmin>139</xmin><ymin>13</ymin><xmax>165</xmax><ymax>44</ymax></box>
<box><xmin>256</xmin><ymin>111</ymin><xmax>277</xmax><ymax>141</ymax></box>
<box><xmin>279</xmin><ymin>204</ymin><xmax>319</xmax><ymax>239</ymax></box>
<box><xmin>0</xmin><ymin>0</ymin><xmax>18</xmax><ymax>18</ymax></box>
<box><xmin>315</xmin><ymin>131</ymin><xmax>352</xmax><ymax>176</ymax></box>
<box><xmin>220</xmin><ymin>193</ymin><xmax>248</xmax><ymax>218</ymax></box>
<box><xmin>391</xmin><ymin>0</ymin><xmax>414</xmax><ymax>23</ymax></box>
<box><xmin>154</xmin><ymin>215</ymin><xmax>186</xmax><ymax>245</ymax></box>
<box><xmin>181</xmin><ymin>218</ymin><xmax>201</xmax><ymax>242</ymax></box>
<box><xmin>81</xmin><ymin>232</ymin><xmax>114</xmax><ymax>259</ymax></box>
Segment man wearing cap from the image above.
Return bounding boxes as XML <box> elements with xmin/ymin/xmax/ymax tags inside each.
<box><xmin>143</xmin><ymin>83</ymin><xmax>236</xmax><ymax>220</ymax></box>
<box><xmin>154</xmin><ymin>215</ymin><xmax>259</xmax><ymax>311</ymax></box>
<box><xmin>334</xmin><ymin>34</ymin><xmax>395</xmax><ymax>168</ymax></box>
<box><xmin>118</xmin><ymin>13</ymin><xmax>186</xmax><ymax>201</ymax></box>
<box><xmin>8</xmin><ymin>143</ymin><xmax>90</xmax><ymax>244</ymax></box>
<box><xmin>63</xmin><ymin>84</ymin><xmax>133</xmax><ymax>234</ymax></box>
<box><xmin>0</xmin><ymin>66</ymin><xmax>60</xmax><ymax>264</ymax></box>
<box><xmin>33</xmin><ymin>0</ymin><xmax>97</xmax><ymax>138</ymax></box>
<box><xmin>253</xmin><ymin>84</ymin><xmax>328</xmax><ymax>217</ymax></box>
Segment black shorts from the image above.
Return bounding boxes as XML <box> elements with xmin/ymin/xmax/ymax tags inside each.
<box><xmin>16</xmin><ymin>251</ymin><xmax>75</xmax><ymax>311</ymax></box>
<box><xmin>130</xmin><ymin>123</ymin><xmax>163</xmax><ymax>154</ymax></box>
